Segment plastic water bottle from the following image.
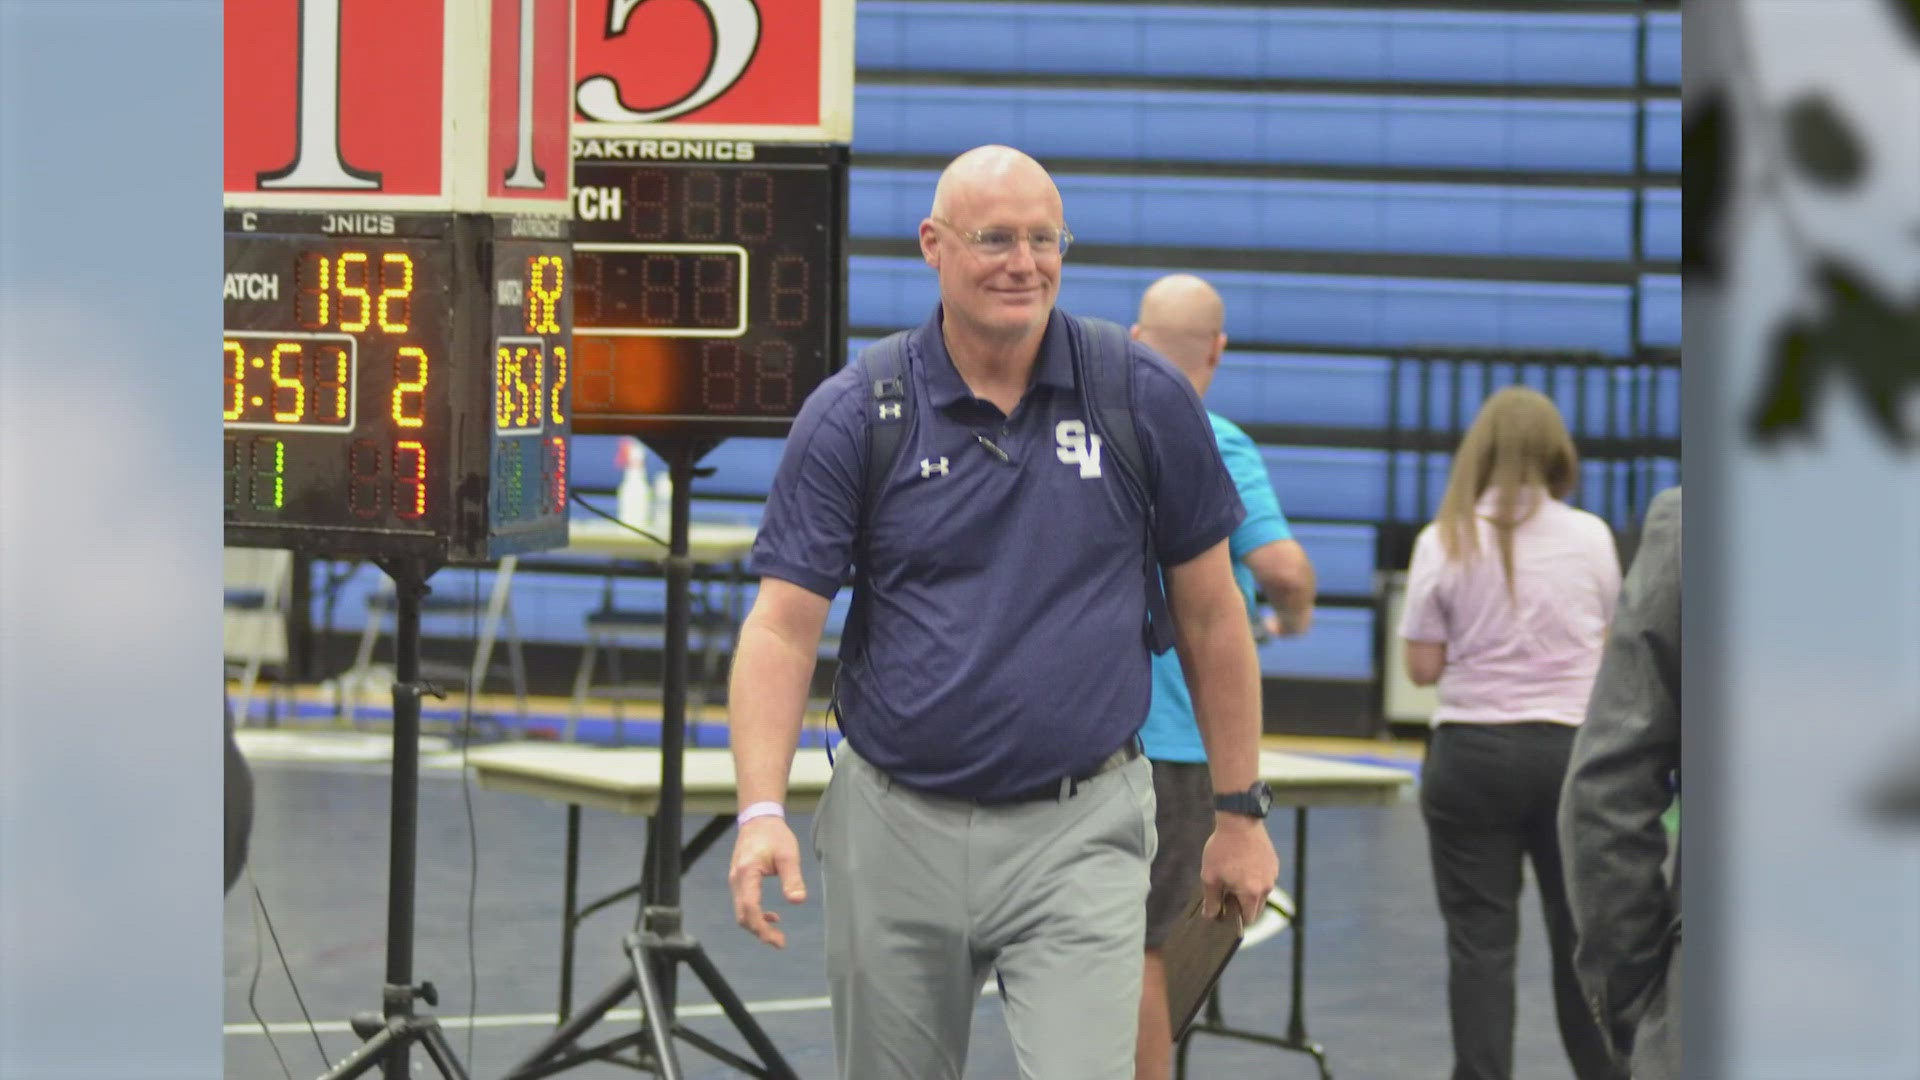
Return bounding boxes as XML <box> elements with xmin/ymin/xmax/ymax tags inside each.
<box><xmin>616</xmin><ymin>438</ymin><xmax>650</xmax><ymax>526</ymax></box>
<box><xmin>651</xmin><ymin>468</ymin><xmax>672</xmax><ymax>529</ymax></box>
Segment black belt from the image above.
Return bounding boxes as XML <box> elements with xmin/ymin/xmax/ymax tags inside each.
<box><xmin>975</xmin><ymin>736</ymin><xmax>1143</xmax><ymax>805</ymax></box>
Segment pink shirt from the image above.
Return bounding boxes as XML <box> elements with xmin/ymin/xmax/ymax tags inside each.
<box><xmin>1399</xmin><ymin>490</ymin><xmax>1621</xmax><ymax>727</ymax></box>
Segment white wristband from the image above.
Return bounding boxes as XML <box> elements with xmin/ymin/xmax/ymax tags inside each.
<box><xmin>737</xmin><ymin>801</ymin><xmax>785</xmax><ymax>827</ymax></box>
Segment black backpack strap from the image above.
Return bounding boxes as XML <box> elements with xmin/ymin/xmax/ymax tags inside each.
<box><xmin>1071</xmin><ymin>317</ymin><xmax>1178</xmax><ymax>655</ymax></box>
<box><xmin>841</xmin><ymin>331</ymin><xmax>913</xmax><ymax>662</ymax></box>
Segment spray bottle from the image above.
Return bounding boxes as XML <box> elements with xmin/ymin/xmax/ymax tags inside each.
<box><xmin>616</xmin><ymin>437</ymin><xmax>651</xmax><ymax>527</ymax></box>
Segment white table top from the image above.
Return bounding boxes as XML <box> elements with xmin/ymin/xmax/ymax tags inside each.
<box><xmin>466</xmin><ymin>743</ymin><xmax>1411</xmax><ymax>818</ymax></box>
<box><xmin>565</xmin><ymin>519</ymin><xmax>758</xmax><ymax>563</ymax></box>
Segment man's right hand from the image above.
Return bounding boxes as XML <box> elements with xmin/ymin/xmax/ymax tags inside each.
<box><xmin>728</xmin><ymin>816</ymin><xmax>809</xmax><ymax>948</ymax></box>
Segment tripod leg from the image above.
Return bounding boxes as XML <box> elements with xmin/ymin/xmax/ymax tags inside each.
<box><xmin>415</xmin><ymin>1020</ymin><xmax>476</xmax><ymax>1080</ymax></box>
<box><xmin>504</xmin><ymin>970</ymin><xmax>639</xmax><ymax>1079</ymax></box>
<box><xmin>319</xmin><ymin>1023</ymin><xmax>400</xmax><ymax>1080</ymax></box>
<box><xmin>627</xmin><ymin>935</ymin><xmax>685</xmax><ymax>1080</ymax></box>
<box><xmin>684</xmin><ymin>944</ymin><xmax>801</xmax><ymax>1080</ymax></box>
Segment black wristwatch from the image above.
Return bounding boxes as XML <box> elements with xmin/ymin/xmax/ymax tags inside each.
<box><xmin>1214</xmin><ymin>781</ymin><xmax>1273</xmax><ymax>819</ymax></box>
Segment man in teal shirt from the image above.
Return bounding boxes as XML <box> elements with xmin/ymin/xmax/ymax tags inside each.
<box><xmin>1130</xmin><ymin>274</ymin><xmax>1317</xmax><ymax>1078</ymax></box>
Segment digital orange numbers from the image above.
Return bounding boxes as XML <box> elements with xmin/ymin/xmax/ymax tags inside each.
<box><xmin>297</xmin><ymin>250</ymin><xmax>415</xmax><ymax>334</ymax></box>
<box><xmin>392</xmin><ymin>346</ymin><xmax>429</xmax><ymax>428</ymax></box>
<box><xmin>527</xmin><ymin>255</ymin><xmax>564</xmax><ymax>334</ymax></box>
<box><xmin>549</xmin><ymin>345</ymin><xmax>568</xmax><ymax>425</ymax></box>
<box><xmin>493</xmin><ymin>340</ymin><xmax>548</xmax><ymax>432</ymax></box>
<box><xmin>223</xmin><ymin>333</ymin><xmax>355</xmax><ymax>430</ymax></box>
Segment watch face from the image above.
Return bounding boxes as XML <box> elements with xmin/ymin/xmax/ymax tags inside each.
<box><xmin>1254</xmin><ymin>783</ymin><xmax>1274</xmax><ymax>815</ymax></box>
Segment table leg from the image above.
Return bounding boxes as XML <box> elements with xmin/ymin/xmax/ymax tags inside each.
<box><xmin>470</xmin><ymin>556</ymin><xmax>516</xmax><ymax>711</ymax></box>
<box><xmin>1175</xmin><ymin>807</ymin><xmax>1333</xmax><ymax>1079</ymax></box>
<box><xmin>1288</xmin><ymin>807</ymin><xmax>1311</xmax><ymax>1045</ymax></box>
<box><xmin>559</xmin><ymin>803</ymin><xmax>581</xmax><ymax>1023</ymax></box>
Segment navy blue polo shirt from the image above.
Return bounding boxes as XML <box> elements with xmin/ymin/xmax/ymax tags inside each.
<box><xmin>749</xmin><ymin>305</ymin><xmax>1243</xmax><ymax>800</ymax></box>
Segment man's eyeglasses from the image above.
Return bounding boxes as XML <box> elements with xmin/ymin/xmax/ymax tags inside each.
<box><xmin>932</xmin><ymin>217</ymin><xmax>1074</xmax><ymax>258</ymax></box>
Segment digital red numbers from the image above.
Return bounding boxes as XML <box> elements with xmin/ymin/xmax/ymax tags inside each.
<box><xmin>570</xmin><ymin>337</ymin><xmax>804</xmax><ymax>417</ymax></box>
<box><xmin>701</xmin><ymin>341</ymin><xmax>796</xmax><ymax>413</ymax></box>
<box><xmin>546</xmin><ymin>437</ymin><xmax>567</xmax><ymax>514</ymax></box>
<box><xmin>574</xmin><ymin>246</ymin><xmax>745</xmax><ymax>333</ymax></box>
<box><xmin>347</xmin><ymin>437</ymin><xmax>431</xmax><ymax>521</ymax></box>
<box><xmin>769</xmin><ymin>256</ymin><xmax>810</xmax><ymax>329</ymax></box>
<box><xmin>623</xmin><ymin>168</ymin><xmax>776</xmax><ymax>244</ymax></box>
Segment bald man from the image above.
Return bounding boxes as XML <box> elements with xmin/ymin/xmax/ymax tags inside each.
<box><xmin>1129</xmin><ymin>275</ymin><xmax>1317</xmax><ymax>1077</ymax></box>
<box><xmin>728</xmin><ymin>147</ymin><xmax>1278</xmax><ymax>1078</ymax></box>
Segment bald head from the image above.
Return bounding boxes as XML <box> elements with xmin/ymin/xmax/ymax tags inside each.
<box><xmin>919</xmin><ymin>146</ymin><xmax>1066</xmax><ymax>346</ymax></box>
<box><xmin>1132</xmin><ymin>274</ymin><xmax>1226</xmax><ymax>393</ymax></box>
<box><xmin>929</xmin><ymin>145</ymin><xmax>1061</xmax><ymax>222</ymax></box>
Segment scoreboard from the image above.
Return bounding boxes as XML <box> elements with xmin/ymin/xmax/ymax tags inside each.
<box><xmin>223</xmin><ymin>211</ymin><xmax>572</xmax><ymax>560</ymax></box>
<box><xmin>568</xmin><ymin>142</ymin><xmax>846</xmax><ymax>437</ymax></box>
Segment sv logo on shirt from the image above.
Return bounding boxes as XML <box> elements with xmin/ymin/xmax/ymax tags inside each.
<box><xmin>1054</xmin><ymin>420</ymin><xmax>1103</xmax><ymax>479</ymax></box>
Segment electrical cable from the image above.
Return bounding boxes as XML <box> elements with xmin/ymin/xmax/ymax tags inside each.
<box><xmin>462</xmin><ymin>566</ymin><xmax>483</xmax><ymax>1064</ymax></box>
<box><xmin>249</xmin><ymin>865</ymin><xmax>330</xmax><ymax>1075</ymax></box>
<box><xmin>570</xmin><ymin>490</ymin><xmax>667</xmax><ymax>545</ymax></box>
<box><xmin>245</xmin><ymin>866</ymin><xmax>297</xmax><ymax>1080</ymax></box>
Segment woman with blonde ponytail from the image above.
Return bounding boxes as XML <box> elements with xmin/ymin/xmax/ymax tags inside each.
<box><xmin>1398</xmin><ymin>387</ymin><xmax>1627</xmax><ymax>1080</ymax></box>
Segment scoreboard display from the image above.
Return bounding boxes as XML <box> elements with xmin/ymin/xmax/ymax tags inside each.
<box><xmin>569</xmin><ymin>141</ymin><xmax>846</xmax><ymax>436</ymax></box>
<box><xmin>223</xmin><ymin>211</ymin><xmax>572</xmax><ymax>561</ymax></box>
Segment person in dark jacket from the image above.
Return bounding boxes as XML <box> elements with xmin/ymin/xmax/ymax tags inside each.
<box><xmin>225</xmin><ymin>697</ymin><xmax>253</xmax><ymax>894</ymax></box>
<box><xmin>1559</xmin><ymin>486</ymin><xmax>1681</xmax><ymax>1079</ymax></box>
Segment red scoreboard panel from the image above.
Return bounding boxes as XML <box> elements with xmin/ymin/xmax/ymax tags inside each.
<box><xmin>568</xmin><ymin>141</ymin><xmax>846</xmax><ymax>437</ymax></box>
<box><xmin>224</xmin><ymin>211</ymin><xmax>572</xmax><ymax>560</ymax></box>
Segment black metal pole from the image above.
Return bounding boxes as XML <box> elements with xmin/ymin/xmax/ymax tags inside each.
<box><xmin>382</xmin><ymin>558</ymin><xmax>429</xmax><ymax>1080</ymax></box>
<box><xmin>650</xmin><ymin>445</ymin><xmax>697</xmax><ymax>1005</ymax></box>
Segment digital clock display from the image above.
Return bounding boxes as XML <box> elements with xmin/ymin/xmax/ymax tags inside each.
<box><xmin>570</xmin><ymin>142</ymin><xmax>845</xmax><ymax>435</ymax></box>
<box><xmin>224</xmin><ymin>212</ymin><xmax>572</xmax><ymax>560</ymax></box>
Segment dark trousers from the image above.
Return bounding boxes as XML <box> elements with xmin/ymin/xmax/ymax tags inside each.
<box><xmin>1422</xmin><ymin>722</ymin><xmax>1625</xmax><ymax>1080</ymax></box>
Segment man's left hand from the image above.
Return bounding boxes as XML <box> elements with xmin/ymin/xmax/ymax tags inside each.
<box><xmin>1199</xmin><ymin>815</ymin><xmax>1278</xmax><ymax>922</ymax></box>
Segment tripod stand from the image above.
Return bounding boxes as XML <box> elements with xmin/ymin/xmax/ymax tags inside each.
<box><xmin>505</xmin><ymin>441</ymin><xmax>798</xmax><ymax>1080</ymax></box>
<box><xmin>322</xmin><ymin>557</ymin><xmax>471</xmax><ymax>1080</ymax></box>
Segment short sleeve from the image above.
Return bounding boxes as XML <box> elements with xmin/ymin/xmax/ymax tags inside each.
<box><xmin>746</xmin><ymin>365</ymin><xmax>867</xmax><ymax>598</ymax></box>
<box><xmin>1399</xmin><ymin>525</ymin><xmax>1451</xmax><ymax>643</ymax></box>
<box><xmin>1133</xmin><ymin>347</ymin><xmax>1244</xmax><ymax>565</ymax></box>
<box><xmin>1212</xmin><ymin>416</ymin><xmax>1291</xmax><ymax>560</ymax></box>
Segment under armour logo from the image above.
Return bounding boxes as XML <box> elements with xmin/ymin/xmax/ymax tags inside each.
<box><xmin>1054</xmin><ymin>420</ymin><xmax>1103</xmax><ymax>479</ymax></box>
<box><xmin>919</xmin><ymin>457</ymin><xmax>949</xmax><ymax>478</ymax></box>
<box><xmin>878</xmin><ymin>403</ymin><xmax>902</xmax><ymax>420</ymax></box>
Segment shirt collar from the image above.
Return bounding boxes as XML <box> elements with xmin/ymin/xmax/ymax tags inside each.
<box><xmin>909</xmin><ymin>304</ymin><xmax>1077</xmax><ymax>409</ymax></box>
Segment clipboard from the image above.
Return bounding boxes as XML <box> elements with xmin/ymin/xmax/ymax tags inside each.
<box><xmin>1162</xmin><ymin>892</ymin><xmax>1245</xmax><ymax>1039</ymax></box>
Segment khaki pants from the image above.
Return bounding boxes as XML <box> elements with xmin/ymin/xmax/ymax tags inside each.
<box><xmin>813</xmin><ymin>743</ymin><xmax>1156</xmax><ymax>1079</ymax></box>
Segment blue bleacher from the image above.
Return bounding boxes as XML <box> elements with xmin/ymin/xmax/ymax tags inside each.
<box><xmin>1290</xmin><ymin>523</ymin><xmax>1377</xmax><ymax>599</ymax></box>
<box><xmin>1645</xmin><ymin>13</ymin><xmax>1682</xmax><ymax>87</ymax></box>
<box><xmin>853</xmin><ymin>169</ymin><xmax>1649</xmax><ymax>261</ymax></box>
<box><xmin>1641</xmin><ymin>189</ymin><xmax>1680</xmax><ymax>261</ymax></box>
<box><xmin>1642</xmin><ymin>99</ymin><xmax>1681</xmax><ymax>172</ymax></box>
<box><xmin>1639</xmin><ymin>274</ymin><xmax>1681</xmax><ymax>349</ymax></box>
<box><xmin>849</xmin><ymin>256</ymin><xmax>1636</xmax><ymax>356</ymax></box>
<box><xmin>437</xmin><ymin>0</ymin><xmax>1680</xmax><ymax>705</ymax></box>
<box><xmin>858</xmin><ymin>4</ymin><xmax>1652</xmax><ymax>89</ymax></box>
<box><xmin>856</xmin><ymin>86</ymin><xmax>1650</xmax><ymax>175</ymax></box>
<box><xmin>1259</xmin><ymin>606</ymin><xmax>1374</xmax><ymax>680</ymax></box>
<box><xmin>1206</xmin><ymin>353</ymin><xmax>1679</xmax><ymax>442</ymax></box>
<box><xmin>1257</xmin><ymin>445</ymin><xmax>1675</xmax><ymax>529</ymax></box>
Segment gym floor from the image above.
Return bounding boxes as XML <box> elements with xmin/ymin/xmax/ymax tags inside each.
<box><xmin>224</xmin><ymin>701</ymin><xmax>1583</xmax><ymax>1080</ymax></box>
